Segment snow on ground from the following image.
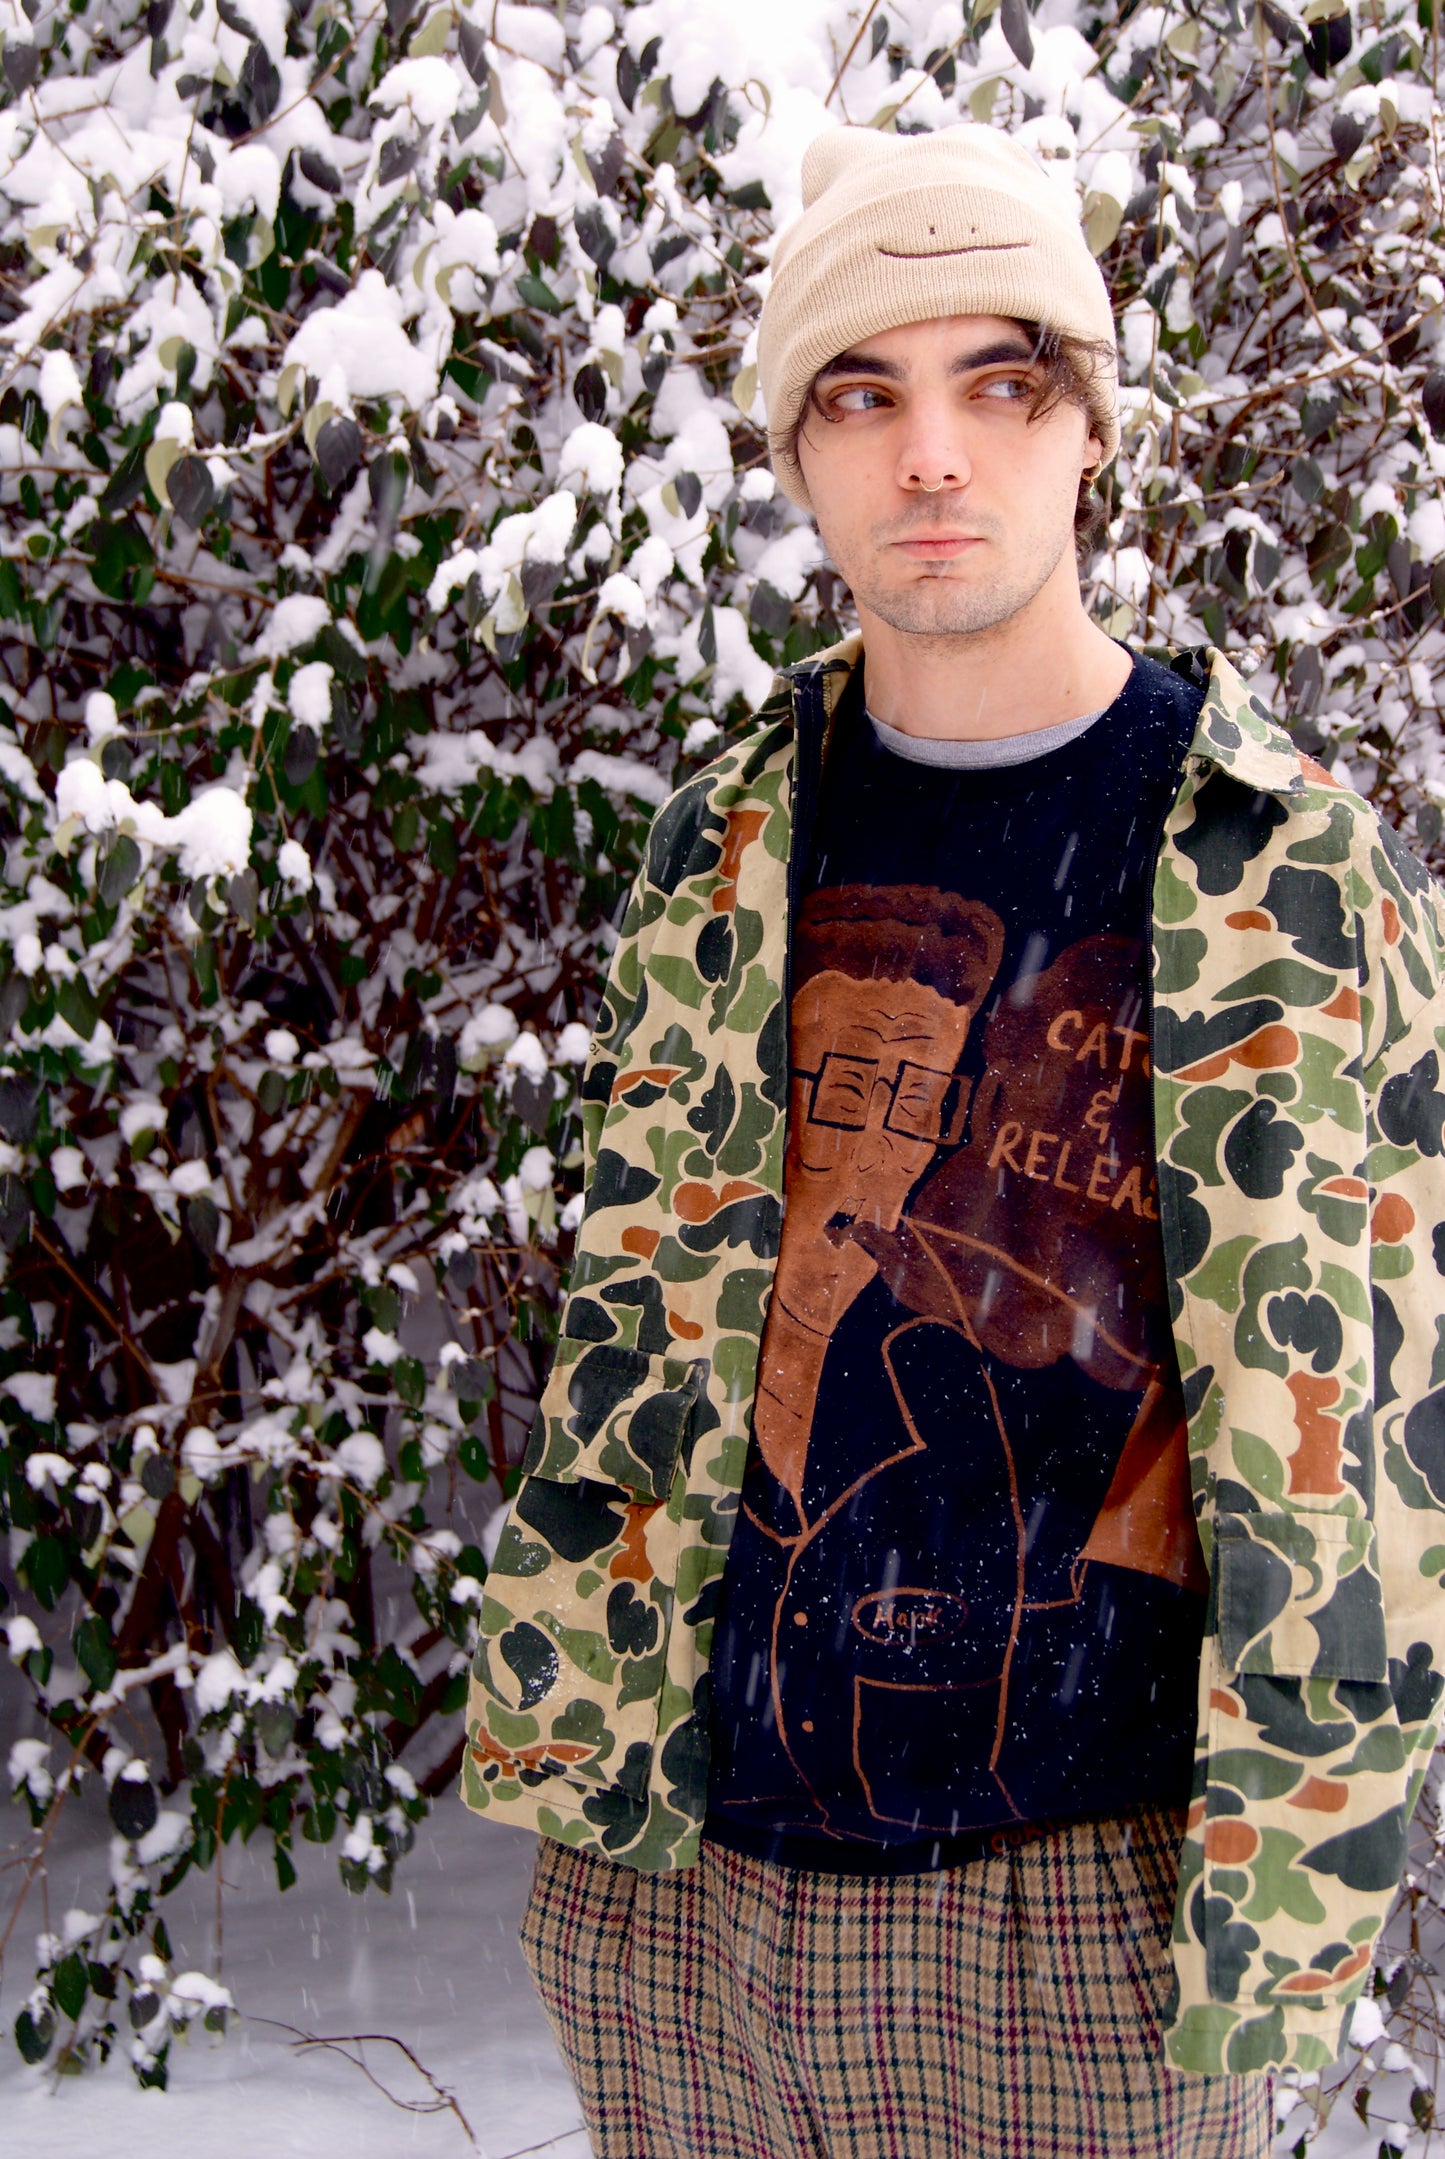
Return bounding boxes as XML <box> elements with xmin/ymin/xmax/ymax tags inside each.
<box><xmin>0</xmin><ymin>1777</ymin><xmax>592</xmax><ymax>2159</ymax></box>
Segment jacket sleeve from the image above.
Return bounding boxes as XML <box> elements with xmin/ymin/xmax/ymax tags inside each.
<box><xmin>1161</xmin><ymin>787</ymin><xmax>1445</xmax><ymax>2078</ymax></box>
<box><xmin>458</xmin><ymin>725</ymin><xmax>793</xmax><ymax>1865</ymax></box>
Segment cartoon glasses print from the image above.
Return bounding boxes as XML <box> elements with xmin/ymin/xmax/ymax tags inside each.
<box><xmin>807</xmin><ymin>1052</ymin><xmax>972</xmax><ymax>1145</ymax></box>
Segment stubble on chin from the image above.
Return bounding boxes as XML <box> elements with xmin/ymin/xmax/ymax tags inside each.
<box><xmin>851</xmin><ymin>567</ymin><xmax>1034</xmax><ymax>642</ymax></box>
<box><xmin>848</xmin><ymin>521</ymin><xmax>1072</xmax><ymax>645</ymax></box>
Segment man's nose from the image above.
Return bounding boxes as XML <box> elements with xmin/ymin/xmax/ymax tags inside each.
<box><xmin>856</xmin><ymin>1104</ymin><xmax>905</xmax><ymax>1174</ymax></box>
<box><xmin>897</xmin><ymin>398</ymin><xmax>972</xmax><ymax>495</ymax></box>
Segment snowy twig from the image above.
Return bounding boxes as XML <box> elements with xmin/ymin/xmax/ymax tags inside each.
<box><xmin>249</xmin><ymin>2016</ymin><xmax>479</xmax><ymax>2147</ymax></box>
<box><xmin>824</xmin><ymin>0</ymin><xmax>882</xmax><ymax>110</ymax></box>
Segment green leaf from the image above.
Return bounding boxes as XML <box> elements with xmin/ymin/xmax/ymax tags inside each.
<box><xmin>315</xmin><ymin>622</ymin><xmax>367</xmax><ymax>682</ymax></box>
<box><xmin>89</xmin><ymin>516</ymin><xmax>155</xmax><ymax>599</ymax></box>
<box><xmin>98</xmin><ymin>447</ymin><xmax>148</xmax><ymax>517</ymax></box>
<box><xmin>165</xmin><ymin>455</ymin><xmax>215</xmax><ymax>531</ymax></box>
<box><xmin>52</xmin><ymin>1951</ymin><xmax>89</xmax><ymax>2023</ymax></box>
<box><xmin>74</xmin><ymin>1615</ymin><xmax>117</xmax><ymax>1692</ymax></box>
<box><xmin>257</xmin><ymin>1701</ymin><xmax>297</xmax><ymax>1758</ymax></box>
<box><xmin>57</xmin><ymin>978</ymin><xmax>99</xmax><ymax>1041</ymax></box>
<box><xmin>427</xmin><ymin>817</ymin><xmax>459</xmax><ymax>875</ymax></box>
<box><xmin>515</xmin><ymin>270</ymin><xmax>563</xmax><ymax>315</ymax></box>
<box><xmin>185</xmin><ymin>1194</ymin><xmax>221</xmax><ymax>1257</ymax></box>
<box><xmin>458</xmin><ymin>1433</ymin><xmax>491</xmax><ymax>1481</ymax></box>
<box><xmin>0</xmin><ymin>1174</ymin><xmax>30</xmax><ymax>1251</ymax></box>
<box><xmin>192</xmin><ymin>938</ymin><xmax>218</xmax><ymax>1004</ymax></box>
<box><xmin>135</xmin><ymin>2047</ymin><xmax>170</xmax><ymax>2090</ymax></box>
<box><xmin>14</xmin><ymin>2006</ymin><xmax>54</xmax><ymax>2063</ymax></box>
<box><xmin>109</xmin><ymin>1772</ymin><xmax>159</xmax><ymax>1841</ymax></box>
<box><xmin>302</xmin><ymin>1800</ymin><xmax>335</xmax><ymax>1844</ymax></box>
<box><xmin>97</xmin><ymin>834</ymin><xmax>143</xmax><ymax>906</ymax></box>
<box><xmin>22</xmin><ymin>1536</ymin><xmax>68</xmax><ymax>1611</ymax></box>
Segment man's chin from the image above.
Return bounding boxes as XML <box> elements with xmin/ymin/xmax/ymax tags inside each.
<box><xmin>862</xmin><ymin>585</ymin><xmax>1020</xmax><ymax>640</ymax></box>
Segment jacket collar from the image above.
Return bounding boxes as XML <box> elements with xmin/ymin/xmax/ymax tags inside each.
<box><xmin>785</xmin><ymin>632</ymin><xmax>862</xmax><ymax>739</ymax></box>
<box><xmin>1188</xmin><ymin>646</ymin><xmax>1307</xmax><ymax>797</ymax></box>
<box><xmin>786</xmin><ymin>636</ymin><xmax>1306</xmax><ymax>798</ymax></box>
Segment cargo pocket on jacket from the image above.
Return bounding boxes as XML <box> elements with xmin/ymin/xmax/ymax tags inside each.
<box><xmin>469</xmin><ymin>1348</ymin><xmax>703</xmax><ymax>1827</ymax></box>
<box><xmin>1214</xmin><ymin>1510</ymin><xmax>1388</xmax><ymax>1681</ymax></box>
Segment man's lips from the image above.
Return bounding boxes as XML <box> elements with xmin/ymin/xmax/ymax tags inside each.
<box><xmin>890</xmin><ymin>534</ymin><xmax>983</xmax><ymax>558</ymax></box>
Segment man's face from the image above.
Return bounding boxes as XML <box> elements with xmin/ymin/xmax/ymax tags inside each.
<box><xmin>795</xmin><ymin>314</ymin><xmax>1100</xmax><ymax>642</ymax></box>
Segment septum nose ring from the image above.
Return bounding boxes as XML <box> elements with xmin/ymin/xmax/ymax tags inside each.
<box><xmin>918</xmin><ymin>479</ymin><xmax>947</xmax><ymax>492</ymax></box>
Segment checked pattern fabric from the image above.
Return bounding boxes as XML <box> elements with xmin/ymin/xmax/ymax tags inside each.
<box><xmin>520</xmin><ymin>1808</ymin><xmax>1274</xmax><ymax>2159</ymax></box>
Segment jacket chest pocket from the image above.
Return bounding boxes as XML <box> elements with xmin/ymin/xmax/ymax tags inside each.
<box><xmin>468</xmin><ymin>1347</ymin><xmax>702</xmax><ymax>1826</ymax></box>
<box><xmin>1214</xmin><ymin>1510</ymin><xmax>1387</xmax><ymax>1683</ymax></box>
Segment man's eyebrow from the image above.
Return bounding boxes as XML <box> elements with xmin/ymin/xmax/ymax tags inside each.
<box><xmin>815</xmin><ymin>349</ymin><xmax>905</xmax><ymax>382</ymax></box>
<box><xmin>949</xmin><ymin>338</ymin><xmax>1041</xmax><ymax>374</ymax></box>
<box><xmin>815</xmin><ymin>338</ymin><xmax>1042</xmax><ymax>384</ymax></box>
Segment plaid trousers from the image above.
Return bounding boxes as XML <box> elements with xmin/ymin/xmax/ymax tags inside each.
<box><xmin>519</xmin><ymin>1806</ymin><xmax>1275</xmax><ymax>2159</ymax></box>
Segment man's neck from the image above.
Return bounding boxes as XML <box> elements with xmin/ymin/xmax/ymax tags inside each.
<box><xmin>857</xmin><ymin>586</ymin><xmax>1133</xmax><ymax>744</ymax></box>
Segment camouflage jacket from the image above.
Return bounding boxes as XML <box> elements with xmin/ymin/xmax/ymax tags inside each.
<box><xmin>461</xmin><ymin>639</ymin><xmax>1445</xmax><ymax>2077</ymax></box>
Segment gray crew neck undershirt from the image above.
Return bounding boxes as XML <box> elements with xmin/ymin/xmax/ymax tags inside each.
<box><xmin>867</xmin><ymin>704</ymin><xmax>1106</xmax><ymax>769</ymax></box>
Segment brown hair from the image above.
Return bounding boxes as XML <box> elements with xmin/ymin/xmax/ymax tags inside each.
<box><xmin>776</xmin><ymin>321</ymin><xmax>1115</xmax><ymax>551</ymax></box>
<box><xmin>795</xmin><ymin>884</ymin><xmax>1005</xmax><ymax>1009</ymax></box>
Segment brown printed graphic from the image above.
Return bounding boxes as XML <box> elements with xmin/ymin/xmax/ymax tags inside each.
<box><xmin>747</xmin><ymin>893</ymin><xmax>1206</xmax><ymax>1835</ymax></box>
<box><xmin>753</xmin><ymin>884</ymin><xmax>1004</xmax><ymax>1506</ymax></box>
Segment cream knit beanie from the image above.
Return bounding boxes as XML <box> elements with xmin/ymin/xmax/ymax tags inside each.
<box><xmin>758</xmin><ymin>125</ymin><xmax>1120</xmax><ymax>509</ymax></box>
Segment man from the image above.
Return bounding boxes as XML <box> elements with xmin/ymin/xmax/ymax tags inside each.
<box><xmin>461</xmin><ymin>125</ymin><xmax>1445</xmax><ymax>2157</ymax></box>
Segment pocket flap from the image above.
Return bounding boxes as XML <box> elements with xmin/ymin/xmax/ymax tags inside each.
<box><xmin>1215</xmin><ymin>1510</ymin><xmax>1386</xmax><ymax>1681</ymax></box>
<box><xmin>522</xmin><ymin>1342</ymin><xmax>702</xmax><ymax>1500</ymax></box>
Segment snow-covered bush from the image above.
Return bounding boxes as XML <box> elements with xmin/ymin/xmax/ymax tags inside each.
<box><xmin>0</xmin><ymin>0</ymin><xmax>1441</xmax><ymax>2115</ymax></box>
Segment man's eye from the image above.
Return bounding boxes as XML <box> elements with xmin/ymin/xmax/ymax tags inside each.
<box><xmin>830</xmin><ymin>386</ymin><xmax>891</xmax><ymax>413</ymax></box>
<box><xmin>979</xmin><ymin>375</ymin><xmax>1034</xmax><ymax>401</ymax></box>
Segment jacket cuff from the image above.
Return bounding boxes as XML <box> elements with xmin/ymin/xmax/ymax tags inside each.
<box><xmin>1163</xmin><ymin>1998</ymin><xmax>1349</xmax><ymax>2077</ymax></box>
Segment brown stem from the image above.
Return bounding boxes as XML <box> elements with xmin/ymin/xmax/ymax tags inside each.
<box><xmin>29</xmin><ymin>1224</ymin><xmax>158</xmax><ymax>1386</ymax></box>
<box><xmin>147</xmin><ymin>1671</ymin><xmax>190</xmax><ymax>1790</ymax></box>
<box><xmin>825</xmin><ymin>0</ymin><xmax>882</xmax><ymax>108</ymax></box>
<box><xmin>246</xmin><ymin>2017</ymin><xmax>477</xmax><ymax>2146</ymax></box>
<box><xmin>309</xmin><ymin>1091</ymin><xmax>370</xmax><ymax>1203</ymax></box>
<box><xmin>114</xmin><ymin>1490</ymin><xmax>188</xmax><ymax>1665</ymax></box>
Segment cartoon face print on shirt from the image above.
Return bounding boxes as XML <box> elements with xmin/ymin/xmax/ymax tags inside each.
<box><xmin>753</xmin><ymin>885</ymin><xmax>1004</xmax><ymax>1509</ymax></box>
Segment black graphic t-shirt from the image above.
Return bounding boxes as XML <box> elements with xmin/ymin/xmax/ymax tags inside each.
<box><xmin>706</xmin><ymin>653</ymin><xmax>1209</xmax><ymax>1873</ymax></box>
